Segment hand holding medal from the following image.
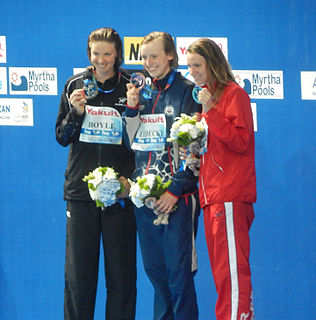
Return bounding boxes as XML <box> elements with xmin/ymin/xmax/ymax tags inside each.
<box><xmin>69</xmin><ymin>88</ymin><xmax>87</xmax><ymax>115</ymax></box>
<box><xmin>192</xmin><ymin>84</ymin><xmax>214</xmax><ymax>113</ymax></box>
<box><xmin>83</xmin><ymin>78</ymin><xmax>98</xmax><ymax>100</ymax></box>
<box><xmin>192</xmin><ymin>85</ymin><xmax>203</xmax><ymax>104</ymax></box>
<box><xmin>130</xmin><ymin>72</ymin><xmax>146</xmax><ymax>90</ymax></box>
<box><xmin>126</xmin><ymin>73</ymin><xmax>146</xmax><ymax>108</ymax></box>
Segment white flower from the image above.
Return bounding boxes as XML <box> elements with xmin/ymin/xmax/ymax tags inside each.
<box><xmin>196</xmin><ymin>121</ymin><xmax>204</xmax><ymax>131</ymax></box>
<box><xmin>188</xmin><ymin>126</ymin><xmax>200</xmax><ymax>139</ymax></box>
<box><xmin>179</xmin><ymin>123</ymin><xmax>194</xmax><ymax>133</ymax></box>
<box><xmin>167</xmin><ymin>113</ymin><xmax>206</xmax><ymax>147</ymax></box>
<box><xmin>89</xmin><ymin>168</ymin><xmax>103</xmax><ymax>188</ymax></box>
<box><xmin>129</xmin><ymin>174</ymin><xmax>171</xmax><ymax>209</ymax></box>
<box><xmin>103</xmin><ymin>167</ymin><xmax>117</xmax><ymax>180</ymax></box>
<box><xmin>144</xmin><ymin>174</ymin><xmax>156</xmax><ymax>189</ymax></box>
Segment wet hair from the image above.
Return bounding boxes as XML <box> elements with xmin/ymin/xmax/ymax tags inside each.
<box><xmin>141</xmin><ymin>31</ymin><xmax>179</xmax><ymax>69</ymax></box>
<box><xmin>187</xmin><ymin>38</ymin><xmax>235</xmax><ymax>103</ymax></box>
<box><xmin>87</xmin><ymin>27</ymin><xmax>123</xmax><ymax>71</ymax></box>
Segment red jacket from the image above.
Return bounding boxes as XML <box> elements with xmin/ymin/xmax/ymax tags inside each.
<box><xmin>199</xmin><ymin>82</ymin><xmax>256</xmax><ymax>208</ymax></box>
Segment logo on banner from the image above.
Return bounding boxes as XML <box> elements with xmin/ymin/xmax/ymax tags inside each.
<box><xmin>9</xmin><ymin>67</ymin><xmax>58</xmax><ymax>95</ymax></box>
<box><xmin>178</xmin><ymin>69</ymin><xmax>194</xmax><ymax>83</ymax></box>
<box><xmin>234</xmin><ymin>70</ymin><xmax>284</xmax><ymax>99</ymax></box>
<box><xmin>73</xmin><ymin>67</ymin><xmax>85</xmax><ymax>75</ymax></box>
<box><xmin>124</xmin><ymin>37</ymin><xmax>144</xmax><ymax>65</ymax></box>
<box><xmin>0</xmin><ymin>98</ymin><xmax>33</xmax><ymax>126</ymax></box>
<box><xmin>0</xmin><ymin>36</ymin><xmax>6</xmax><ymax>63</ymax></box>
<box><xmin>176</xmin><ymin>37</ymin><xmax>228</xmax><ymax>66</ymax></box>
<box><xmin>300</xmin><ymin>71</ymin><xmax>316</xmax><ymax>100</ymax></box>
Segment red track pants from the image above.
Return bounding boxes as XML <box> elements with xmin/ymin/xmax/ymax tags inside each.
<box><xmin>203</xmin><ymin>202</ymin><xmax>255</xmax><ymax>320</ymax></box>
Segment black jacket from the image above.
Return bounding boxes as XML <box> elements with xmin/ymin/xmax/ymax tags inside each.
<box><xmin>56</xmin><ymin>68</ymin><xmax>135</xmax><ymax>201</ymax></box>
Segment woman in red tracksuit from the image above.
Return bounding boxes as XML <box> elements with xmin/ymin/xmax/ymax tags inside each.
<box><xmin>186</xmin><ymin>38</ymin><xmax>257</xmax><ymax>320</ymax></box>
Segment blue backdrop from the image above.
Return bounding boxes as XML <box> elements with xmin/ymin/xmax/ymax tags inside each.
<box><xmin>0</xmin><ymin>1</ymin><xmax>315</xmax><ymax>319</ymax></box>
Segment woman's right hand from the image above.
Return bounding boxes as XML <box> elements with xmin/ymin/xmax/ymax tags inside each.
<box><xmin>126</xmin><ymin>83</ymin><xmax>140</xmax><ymax>108</ymax></box>
<box><xmin>69</xmin><ymin>89</ymin><xmax>86</xmax><ymax>115</ymax></box>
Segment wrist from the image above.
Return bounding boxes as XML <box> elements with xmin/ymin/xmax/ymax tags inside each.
<box><xmin>126</xmin><ymin>102</ymin><xmax>140</xmax><ymax>110</ymax></box>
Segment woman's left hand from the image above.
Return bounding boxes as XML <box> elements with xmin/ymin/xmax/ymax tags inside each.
<box><xmin>155</xmin><ymin>192</ymin><xmax>178</xmax><ymax>214</ymax></box>
<box><xmin>199</xmin><ymin>88</ymin><xmax>214</xmax><ymax>113</ymax></box>
<box><xmin>117</xmin><ymin>176</ymin><xmax>131</xmax><ymax>199</ymax></box>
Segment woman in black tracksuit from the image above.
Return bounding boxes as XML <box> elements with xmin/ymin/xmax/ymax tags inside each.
<box><xmin>55</xmin><ymin>27</ymin><xmax>136</xmax><ymax>320</ymax></box>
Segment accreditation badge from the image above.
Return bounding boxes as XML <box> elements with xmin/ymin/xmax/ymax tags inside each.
<box><xmin>79</xmin><ymin>106</ymin><xmax>122</xmax><ymax>144</ymax></box>
<box><xmin>131</xmin><ymin>114</ymin><xmax>166</xmax><ymax>151</ymax></box>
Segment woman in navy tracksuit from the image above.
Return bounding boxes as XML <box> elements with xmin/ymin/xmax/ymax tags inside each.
<box><xmin>125</xmin><ymin>31</ymin><xmax>200</xmax><ymax>320</ymax></box>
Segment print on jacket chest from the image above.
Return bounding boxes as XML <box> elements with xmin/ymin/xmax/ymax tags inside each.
<box><xmin>79</xmin><ymin>106</ymin><xmax>123</xmax><ymax>145</ymax></box>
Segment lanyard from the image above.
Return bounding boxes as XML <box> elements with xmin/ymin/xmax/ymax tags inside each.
<box><xmin>83</xmin><ymin>71</ymin><xmax>121</xmax><ymax>99</ymax></box>
<box><xmin>142</xmin><ymin>70</ymin><xmax>176</xmax><ymax>99</ymax></box>
<box><xmin>92</xmin><ymin>71</ymin><xmax>121</xmax><ymax>94</ymax></box>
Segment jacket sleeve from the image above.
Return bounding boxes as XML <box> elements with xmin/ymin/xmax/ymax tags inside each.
<box><xmin>124</xmin><ymin>105</ymin><xmax>141</xmax><ymax>148</ymax></box>
<box><xmin>166</xmin><ymin>166</ymin><xmax>198</xmax><ymax>198</ymax></box>
<box><xmin>55</xmin><ymin>83</ymin><xmax>85</xmax><ymax>147</ymax></box>
<box><xmin>205</xmin><ymin>86</ymin><xmax>254</xmax><ymax>154</ymax></box>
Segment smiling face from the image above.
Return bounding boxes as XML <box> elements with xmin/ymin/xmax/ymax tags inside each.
<box><xmin>140</xmin><ymin>38</ymin><xmax>173</xmax><ymax>80</ymax></box>
<box><xmin>186</xmin><ymin>52</ymin><xmax>209</xmax><ymax>87</ymax></box>
<box><xmin>89</xmin><ymin>41</ymin><xmax>117</xmax><ymax>81</ymax></box>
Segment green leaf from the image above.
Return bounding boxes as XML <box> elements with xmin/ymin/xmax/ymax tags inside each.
<box><xmin>96</xmin><ymin>199</ymin><xmax>104</xmax><ymax>208</ymax></box>
<box><xmin>117</xmin><ymin>183</ymin><xmax>125</xmax><ymax>195</ymax></box>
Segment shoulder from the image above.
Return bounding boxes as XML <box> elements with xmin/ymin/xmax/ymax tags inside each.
<box><xmin>119</xmin><ymin>69</ymin><xmax>132</xmax><ymax>83</ymax></box>
<box><xmin>65</xmin><ymin>68</ymin><xmax>92</xmax><ymax>84</ymax></box>
<box><xmin>224</xmin><ymin>81</ymin><xmax>250</xmax><ymax>101</ymax></box>
<box><xmin>173</xmin><ymin>72</ymin><xmax>195</xmax><ymax>90</ymax></box>
<box><xmin>225</xmin><ymin>81</ymin><xmax>247</xmax><ymax>94</ymax></box>
<box><xmin>64</xmin><ymin>69</ymin><xmax>90</xmax><ymax>90</ymax></box>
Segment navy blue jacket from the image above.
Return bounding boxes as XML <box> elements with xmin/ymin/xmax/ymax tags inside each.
<box><xmin>125</xmin><ymin>70</ymin><xmax>200</xmax><ymax>198</ymax></box>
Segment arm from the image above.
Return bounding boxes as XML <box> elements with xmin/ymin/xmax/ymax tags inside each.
<box><xmin>202</xmin><ymin>86</ymin><xmax>254</xmax><ymax>154</ymax></box>
<box><xmin>55</xmin><ymin>84</ymin><xmax>85</xmax><ymax>147</ymax></box>
<box><xmin>124</xmin><ymin>83</ymin><xmax>142</xmax><ymax>146</ymax></box>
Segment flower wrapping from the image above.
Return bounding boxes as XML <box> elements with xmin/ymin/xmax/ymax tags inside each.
<box><xmin>83</xmin><ymin>167</ymin><xmax>124</xmax><ymax>208</ymax></box>
<box><xmin>129</xmin><ymin>174</ymin><xmax>173</xmax><ymax>225</ymax></box>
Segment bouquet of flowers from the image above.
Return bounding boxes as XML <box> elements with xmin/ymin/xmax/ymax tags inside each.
<box><xmin>83</xmin><ymin>167</ymin><xmax>124</xmax><ymax>208</ymax></box>
<box><xmin>129</xmin><ymin>174</ymin><xmax>173</xmax><ymax>225</ymax></box>
<box><xmin>167</xmin><ymin>113</ymin><xmax>207</xmax><ymax>176</ymax></box>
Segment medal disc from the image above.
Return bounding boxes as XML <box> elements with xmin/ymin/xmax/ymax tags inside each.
<box><xmin>130</xmin><ymin>72</ymin><xmax>146</xmax><ymax>89</ymax></box>
<box><xmin>83</xmin><ymin>79</ymin><xmax>98</xmax><ymax>100</ymax></box>
<box><xmin>192</xmin><ymin>85</ymin><xmax>203</xmax><ymax>104</ymax></box>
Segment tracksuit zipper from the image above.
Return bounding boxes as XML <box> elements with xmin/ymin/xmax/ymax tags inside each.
<box><xmin>145</xmin><ymin>89</ymin><xmax>161</xmax><ymax>174</ymax></box>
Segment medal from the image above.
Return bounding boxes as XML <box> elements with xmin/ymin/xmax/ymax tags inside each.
<box><xmin>83</xmin><ymin>71</ymin><xmax>122</xmax><ymax>100</ymax></box>
<box><xmin>130</xmin><ymin>72</ymin><xmax>146</xmax><ymax>89</ymax></box>
<box><xmin>142</xmin><ymin>70</ymin><xmax>176</xmax><ymax>100</ymax></box>
<box><xmin>83</xmin><ymin>79</ymin><xmax>98</xmax><ymax>100</ymax></box>
<box><xmin>192</xmin><ymin>85</ymin><xmax>203</xmax><ymax>104</ymax></box>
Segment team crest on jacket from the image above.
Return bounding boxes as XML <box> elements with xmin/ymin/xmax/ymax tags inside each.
<box><xmin>164</xmin><ymin>105</ymin><xmax>174</xmax><ymax>117</ymax></box>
